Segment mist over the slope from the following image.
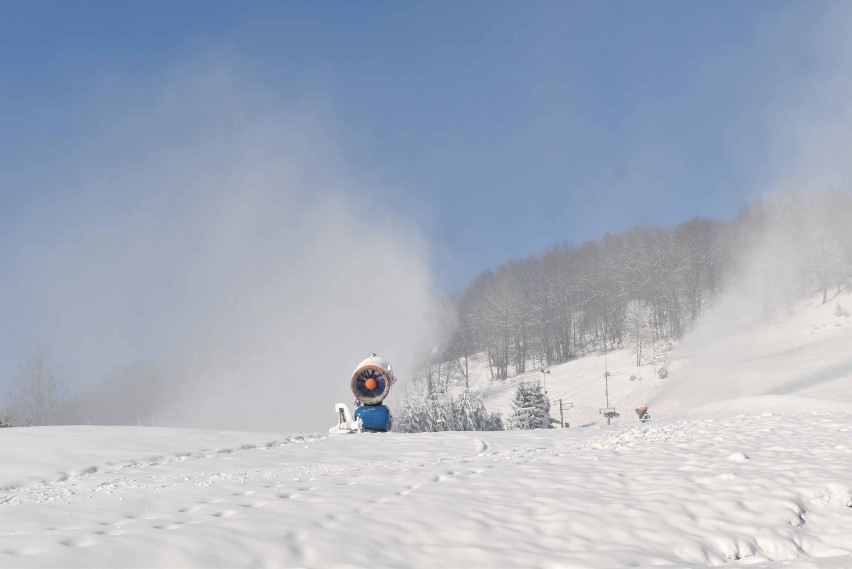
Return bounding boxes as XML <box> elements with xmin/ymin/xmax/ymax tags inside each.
<box><xmin>3</xmin><ymin>67</ymin><xmax>449</xmax><ymax>431</ymax></box>
<box><xmin>649</xmin><ymin>190</ymin><xmax>852</xmax><ymax>410</ymax></box>
<box><xmin>651</xmin><ymin>3</ymin><xmax>852</xmax><ymax>413</ymax></box>
<box><xmin>688</xmin><ymin>191</ymin><xmax>850</xmax><ymax>344</ymax></box>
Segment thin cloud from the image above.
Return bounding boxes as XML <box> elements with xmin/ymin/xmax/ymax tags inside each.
<box><xmin>2</xmin><ymin>59</ymin><xmax>447</xmax><ymax>431</ymax></box>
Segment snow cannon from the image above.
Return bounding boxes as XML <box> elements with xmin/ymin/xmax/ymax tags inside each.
<box><xmin>354</xmin><ymin>404</ymin><xmax>392</xmax><ymax>432</ymax></box>
<box><xmin>329</xmin><ymin>354</ymin><xmax>395</xmax><ymax>434</ymax></box>
<box><xmin>635</xmin><ymin>405</ymin><xmax>651</xmax><ymax>423</ymax></box>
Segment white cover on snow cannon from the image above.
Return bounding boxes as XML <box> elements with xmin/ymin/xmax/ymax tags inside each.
<box><xmin>329</xmin><ymin>403</ymin><xmax>362</xmax><ymax>434</ymax></box>
<box><xmin>350</xmin><ymin>354</ymin><xmax>396</xmax><ymax>405</ymax></box>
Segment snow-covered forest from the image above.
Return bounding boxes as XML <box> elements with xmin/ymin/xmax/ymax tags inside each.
<box><xmin>391</xmin><ymin>191</ymin><xmax>852</xmax><ymax>434</ymax></box>
<box><xmin>422</xmin><ymin>191</ymin><xmax>852</xmax><ymax>390</ymax></box>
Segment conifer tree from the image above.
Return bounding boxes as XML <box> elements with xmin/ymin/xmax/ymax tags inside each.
<box><xmin>395</xmin><ymin>390</ymin><xmax>504</xmax><ymax>432</ymax></box>
<box><xmin>509</xmin><ymin>380</ymin><xmax>552</xmax><ymax>429</ymax></box>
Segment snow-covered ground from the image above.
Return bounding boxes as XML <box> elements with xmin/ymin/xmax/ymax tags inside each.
<box><xmin>1</xmin><ymin>415</ymin><xmax>851</xmax><ymax>568</ymax></box>
<box><xmin>653</xmin><ymin>290</ymin><xmax>852</xmax><ymax>419</ymax></box>
<box><xmin>1</xmin><ymin>290</ymin><xmax>850</xmax><ymax>567</ymax></box>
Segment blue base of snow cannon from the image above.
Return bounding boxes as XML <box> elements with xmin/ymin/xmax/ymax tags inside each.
<box><xmin>354</xmin><ymin>404</ymin><xmax>392</xmax><ymax>432</ymax></box>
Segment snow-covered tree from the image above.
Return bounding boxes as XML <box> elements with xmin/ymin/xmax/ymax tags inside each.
<box><xmin>458</xmin><ymin>391</ymin><xmax>504</xmax><ymax>431</ymax></box>
<box><xmin>624</xmin><ymin>300</ymin><xmax>653</xmax><ymax>366</ymax></box>
<box><xmin>455</xmin><ymin>390</ymin><xmax>477</xmax><ymax>431</ymax></box>
<box><xmin>395</xmin><ymin>390</ymin><xmax>503</xmax><ymax>433</ymax></box>
<box><xmin>509</xmin><ymin>380</ymin><xmax>552</xmax><ymax>429</ymax></box>
<box><xmin>435</xmin><ymin>190</ymin><xmax>852</xmax><ymax>389</ymax></box>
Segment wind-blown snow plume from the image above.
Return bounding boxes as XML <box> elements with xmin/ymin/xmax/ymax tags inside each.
<box><xmin>2</xmin><ymin>63</ymin><xmax>447</xmax><ymax>431</ymax></box>
<box><xmin>652</xmin><ymin>3</ymin><xmax>852</xmax><ymax>414</ymax></box>
<box><xmin>691</xmin><ymin>0</ymin><xmax>852</xmax><ymax>335</ymax></box>
<box><xmin>650</xmin><ymin>192</ymin><xmax>852</xmax><ymax>414</ymax></box>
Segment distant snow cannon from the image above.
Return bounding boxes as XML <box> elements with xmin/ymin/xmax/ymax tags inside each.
<box><xmin>329</xmin><ymin>354</ymin><xmax>396</xmax><ymax>434</ymax></box>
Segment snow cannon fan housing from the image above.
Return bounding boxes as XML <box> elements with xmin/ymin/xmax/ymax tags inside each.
<box><xmin>329</xmin><ymin>355</ymin><xmax>396</xmax><ymax>434</ymax></box>
<box><xmin>350</xmin><ymin>355</ymin><xmax>395</xmax><ymax>405</ymax></box>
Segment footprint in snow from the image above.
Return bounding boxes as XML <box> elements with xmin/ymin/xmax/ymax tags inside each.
<box><xmin>60</xmin><ymin>537</ymin><xmax>95</xmax><ymax>548</ymax></box>
<box><xmin>154</xmin><ymin>522</ymin><xmax>184</xmax><ymax>530</ymax></box>
<box><xmin>94</xmin><ymin>529</ymin><xmax>124</xmax><ymax>536</ymax></box>
<box><xmin>4</xmin><ymin>548</ymin><xmax>39</xmax><ymax>556</ymax></box>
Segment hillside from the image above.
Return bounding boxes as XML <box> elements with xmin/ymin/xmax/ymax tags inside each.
<box><xmin>461</xmin><ymin>346</ymin><xmax>666</xmax><ymax>428</ymax></box>
<box><xmin>458</xmin><ymin>287</ymin><xmax>852</xmax><ymax>427</ymax></box>
<box><xmin>653</xmin><ymin>288</ymin><xmax>852</xmax><ymax>418</ymax></box>
<box><xmin>1</xmin><ymin>289</ymin><xmax>850</xmax><ymax>567</ymax></box>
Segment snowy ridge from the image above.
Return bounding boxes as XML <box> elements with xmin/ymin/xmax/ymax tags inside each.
<box><xmin>581</xmin><ymin>419</ymin><xmax>707</xmax><ymax>451</ymax></box>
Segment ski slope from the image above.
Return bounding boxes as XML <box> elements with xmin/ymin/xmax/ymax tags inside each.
<box><xmin>652</xmin><ymin>290</ymin><xmax>852</xmax><ymax>419</ymax></box>
<box><xmin>463</xmin><ymin>288</ymin><xmax>852</xmax><ymax>428</ymax></box>
<box><xmin>467</xmin><ymin>347</ymin><xmax>666</xmax><ymax>429</ymax></box>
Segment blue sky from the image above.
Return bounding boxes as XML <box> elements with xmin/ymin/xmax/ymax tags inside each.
<box><xmin>3</xmin><ymin>1</ymin><xmax>842</xmax><ymax>293</ymax></box>
<box><xmin>4</xmin><ymin>1</ymin><xmax>852</xmax><ymax>423</ymax></box>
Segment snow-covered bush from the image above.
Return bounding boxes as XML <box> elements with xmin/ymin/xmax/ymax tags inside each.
<box><xmin>508</xmin><ymin>380</ymin><xmax>552</xmax><ymax>429</ymax></box>
<box><xmin>395</xmin><ymin>391</ymin><xmax>503</xmax><ymax>433</ymax></box>
<box><xmin>835</xmin><ymin>304</ymin><xmax>850</xmax><ymax>317</ymax></box>
<box><xmin>0</xmin><ymin>414</ymin><xmax>13</xmax><ymax>428</ymax></box>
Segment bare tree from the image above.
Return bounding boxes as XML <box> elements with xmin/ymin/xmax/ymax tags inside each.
<box><xmin>8</xmin><ymin>347</ymin><xmax>65</xmax><ymax>426</ymax></box>
<box><xmin>624</xmin><ymin>300</ymin><xmax>653</xmax><ymax>366</ymax></box>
